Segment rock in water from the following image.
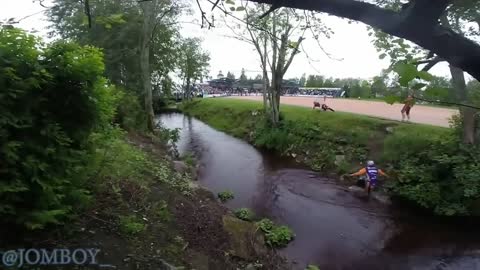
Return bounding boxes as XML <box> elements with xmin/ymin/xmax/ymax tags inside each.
<box><xmin>173</xmin><ymin>160</ymin><xmax>188</xmax><ymax>174</ymax></box>
<box><xmin>222</xmin><ymin>216</ymin><xmax>267</xmax><ymax>260</ymax></box>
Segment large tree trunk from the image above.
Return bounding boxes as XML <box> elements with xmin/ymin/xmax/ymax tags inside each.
<box><xmin>450</xmin><ymin>65</ymin><xmax>477</xmax><ymax>144</ymax></box>
<box><xmin>140</xmin><ymin>1</ymin><xmax>155</xmax><ymax>131</ymax></box>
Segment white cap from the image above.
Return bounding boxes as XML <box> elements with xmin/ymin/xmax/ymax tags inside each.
<box><xmin>367</xmin><ymin>160</ymin><xmax>375</xmax><ymax>166</ymax></box>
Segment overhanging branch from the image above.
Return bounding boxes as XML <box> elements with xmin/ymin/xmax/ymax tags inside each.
<box><xmin>259</xmin><ymin>4</ymin><xmax>279</xmax><ymax>19</ymax></box>
<box><xmin>414</xmin><ymin>56</ymin><xmax>445</xmax><ymax>71</ymax></box>
<box><xmin>248</xmin><ymin>0</ymin><xmax>480</xmax><ymax>82</ymax></box>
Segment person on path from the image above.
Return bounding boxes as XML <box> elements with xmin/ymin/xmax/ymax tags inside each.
<box><xmin>321</xmin><ymin>104</ymin><xmax>335</xmax><ymax>112</ymax></box>
<box><xmin>401</xmin><ymin>95</ymin><xmax>415</xmax><ymax>122</ymax></box>
<box><xmin>349</xmin><ymin>160</ymin><xmax>388</xmax><ymax>195</ymax></box>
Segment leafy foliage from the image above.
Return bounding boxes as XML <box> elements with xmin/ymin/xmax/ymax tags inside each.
<box><xmin>384</xmin><ymin>124</ymin><xmax>480</xmax><ymax>215</ymax></box>
<box><xmin>119</xmin><ymin>215</ymin><xmax>146</xmax><ymax>235</ymax></box>
<box><xmin>256</xmin><ymin>218</ymin><xmax>294</xmax><ymax>247</ymax></box>
<box><xmin>256</xmin><ymin>218</ymin><xmax>274</xmax><ymax>232</ymax></box>
<box><xmin>234</xmin><ymin>208</ymin><xmax>255</xmax><ymax>221</ymax></box>
<box><xmin>217</xmin><ymin>191</ymin><xmax>235</xmax><ymax>202</ymax></box>
<box><xmin>305</xmin><ymin>265</ymin><xmax>320</xmax><ymax>270</ymax></box>
<box><xmin>264</xmin><ymin>225</ymin><xmax>295</xmax><ymax>248</ymax></box>
<box><xmin>0</xmin><ymin>28</ymin><xmax>117</xmax><ymax>229</ymax></box>
<box><xmin>178</xmin><ymin>37</ymin><xmax>210</xmax><ymax>99</ymax></box>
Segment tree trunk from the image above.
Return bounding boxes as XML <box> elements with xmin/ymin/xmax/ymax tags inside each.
<box><xmin>186</xmin><ymin>77</ymin><xmax>191</xmax><ymax>101</ymax></box>
<box><xmin>140</xmin><ymin>1</ymin><xmax>155</xmax><ymax>131</ymax></box>
<box><xmin>450</xmin><ymin>65</ymin><xmax>477</xmax><ymax>144</ymax></box>
<box><xmin>262</xmin><ymin>37</ymin><xmax>269</xmax><ymax>113</ymax></box>
<box><xmin>269</xmin><ymin>71</ymin><xmax>282</xmax><ymax>125</ymax></box>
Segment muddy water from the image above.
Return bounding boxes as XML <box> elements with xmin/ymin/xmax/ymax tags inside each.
<box><xmin>157</xmin><ymin>113</ymin><xmax>480</xmax><ymax>270</ymax></box>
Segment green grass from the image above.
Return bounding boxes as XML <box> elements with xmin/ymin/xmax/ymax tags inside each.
<box><xmin>182</xmin><ymin>98</ymin><xmax>449</xmax><ymax>147</ymax></box>
<box><xmin>181</xmin><ymin>98</ymin><xmax>451</xmax><ymax>173</ymax></box>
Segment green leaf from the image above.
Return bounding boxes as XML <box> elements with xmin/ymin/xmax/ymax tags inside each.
<box><xmin>236</xmin><ymin>6</ymin><xmax>245</xmax><ymax>11</ymax></box>
<box><xmin>412</xmin><ymin>83</ymin><xmax>427</xmax><ymax>90</ymax></box>
<box><xmin>394</xmin><ymin>63</ymin><xmax>418</xmax><ymax>87</ymax></box>
<box><xmin>225</xmin><ymin>0</ymin><xmax>235</xmax><ymax>5</ymax></box>
<box><xmin>379</xmin><ymin>53</ymin><xmax>387</xmax><ymax>60</ymax></box>
<box><xmin>229</xmin><ymin>6</ymin><xmax>235</xmax><ymax>11</ymax></box>
<box><xmin>384</xmin><ymin>95</ymin><xmax>402</xmax><ymax>105</ymax></box>
<box><xmin>417</xmin><ymin>71</ymin><xmax>434</xmax><ymax>81</ymax></box>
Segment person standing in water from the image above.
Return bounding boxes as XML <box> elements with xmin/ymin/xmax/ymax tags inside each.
<box><xmin>349</xmin><ymin>161</ymin><xmax>388</xmax><ymax>195</ymax></box>
<box><xmin>401</xmin><ymin>94</ymin><xmax>414</xmax><ymax>122</ymax></box>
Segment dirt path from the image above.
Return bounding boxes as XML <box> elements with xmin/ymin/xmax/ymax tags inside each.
<box><xmin>232</xmin><ymin>96</ymin><xmax>458</xmax><ymax>127</ymax></box>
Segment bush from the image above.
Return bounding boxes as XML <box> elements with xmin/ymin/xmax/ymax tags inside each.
<box><xmin>387</xmin><ymin>132</ymin><xmax>480</xmax><ymax>215</ymax></box>
<box><xmin>217</xmin><ymin>191</ymin><xmax>234</xmax><ymax>202</ymax></box>
<box><xmin>0</xmin><ymin>28</ymin><xmax>117</xmax><ymax>229</ymax></box>
<box><xmin>256</xmin><ymin>218</ymin><xmax>274</xmax><ymax>232</ymax></box>
<box><xmin>119</xmin><ymin>215</ymin><xmax>146</xmax><ymax>235</ymax></box>
<box><xmin>115</xmin><ymin>87</ymin><xmax>146</xmax><ymax>131</ymax></box>
<box><xmin>265</xmin><ymin>225</ymin><xmax>295</xmax><ymax>247</ymax></box>
<box><xmin>256</xmin><ymin>218</ymin><xmax>295</xmax><ymax>247</ymax></box>
<box><xmin>234</xmin><ymin>208</ymin><xmax>254</xmax><ymax>221</ymax></box>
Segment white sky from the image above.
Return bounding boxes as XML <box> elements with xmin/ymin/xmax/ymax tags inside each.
<box><xmin>0</xmin><ymin>0</ymin><xmax>462</xmax><ymax>81</ymax></box>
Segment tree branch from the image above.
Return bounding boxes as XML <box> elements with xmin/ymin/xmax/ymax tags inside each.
<box><xmin>282</xmin><ymin>36</ymin><xmax>304</xmax><ymax>75</ymax></box>
<box><xmin>248</xmin><ymin>0</ymin><xmax>480</xmax><ymax>82</ymax></box>
<box><xmin>211</xmin><ymin>0</ymin><xmax>221</xmax><ymax>11</ymax></box>
<box><xmin>399</xmin><ymin>0</ymin><xmax>451</xmax><ymax>26</ymax></box>
<box><xmin>414</xmin><ymin>56</ymin><xmax>445</xmax><ymax>71</ymax></box>
<box><xmin>84</xmin><ymin>0</ymin><xmax>92</xmax><ymax>28</ymax></box>
<box><xmin>259</xmin><ymin>4</ymin><xmax>279</xmax><ymax>19</ymax></box>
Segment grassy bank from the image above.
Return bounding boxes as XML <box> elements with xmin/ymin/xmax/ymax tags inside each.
<box><xmin>181</xmin><ymin>98</ymin><xmax>480</xmax><ymax>216</ymax></box>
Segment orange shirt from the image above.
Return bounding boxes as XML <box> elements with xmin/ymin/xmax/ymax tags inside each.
<box><xmin>351</xmin><ymin>168</ymin><xmax>387</xmax><ymax>177</ymax></box>
<box><xmin>404</xmin><ymin>97</ymin><xmax>414</xmax><ymax>107</ymax></box>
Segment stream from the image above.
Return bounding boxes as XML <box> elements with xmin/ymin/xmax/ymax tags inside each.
<box><xmin>157</xmin><ymin>112</ymin><xmax>480</xmax><ymax>270</ymax></box>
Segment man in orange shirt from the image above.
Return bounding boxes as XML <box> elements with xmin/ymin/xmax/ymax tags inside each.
<box><xmin>401</xmin><ymin>94</ymin><xmax>415</xmax><ymax>122</ymax></box>
<box><xmin>349</xmin><ymin>160</ymin><xmax>388</xmax><ymax>195</ymax></box>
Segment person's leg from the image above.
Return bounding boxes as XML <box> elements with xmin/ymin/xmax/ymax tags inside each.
<box><xmin>406</xmin><ymin>106</ymin><xmax>411</xmax><ymax>121</ymax></box>
<box><xmin>401</xmin><ymin>106</ymin><xmax>406</xmax><ymax>121</ymax></box>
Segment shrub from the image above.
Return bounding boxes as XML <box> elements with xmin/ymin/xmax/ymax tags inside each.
<box><xmin>115</xmin><ymin>87</ymin><xmax>146</xmax><ymax>131</ymax></box>
<box><xmin>256</xmin><ymin>218</ymin><xmax>274</xmax><ymax>232</ymax></box>
<box><xmin>256</xmin><ymin>218</ymin><xmax>295</xmax><ymax>248</ymax></box>
<box><xmin>265</xmin><ymin>225</ymin><xmax>295</xmax><ymax>247</ymax></box>
<box><xmin>0</xmin><ymin>28</ymin><xmax>117</xmax><ymax>229</ymax></box>
<box><xmin>217</xmin><ymin>191</ymin><xmax>234</xmax><ymax>202</ymax></box>
<box><xmin>119</xmin><ymin>215</ymin><xmax>146</xmax><ymax>235</ymax></box>
<box><xmin>234</xmin><ymin>208</ymin><xmax>254</xmax><ymax>221</ymax></box>
<box><xmin>153</xmin><ymin>201</ymin><xmax>171</xmax><ymax>222</ymax></box>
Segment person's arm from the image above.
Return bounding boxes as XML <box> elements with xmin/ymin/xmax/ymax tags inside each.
<box><xmin>379</xmin><ymin>169</ymin><xmax>388</xmax><ymax>177</ymax></box>
<box><xmin>350</xmin><ymin>168</ymin><xmax>366</xmax><ymax>177</ymax></box>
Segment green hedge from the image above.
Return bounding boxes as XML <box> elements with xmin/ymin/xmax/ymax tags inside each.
<box><xmin>0</xmin><ymin>28</ymin><xmax>118</xmax><ymax>229</ymax></box>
